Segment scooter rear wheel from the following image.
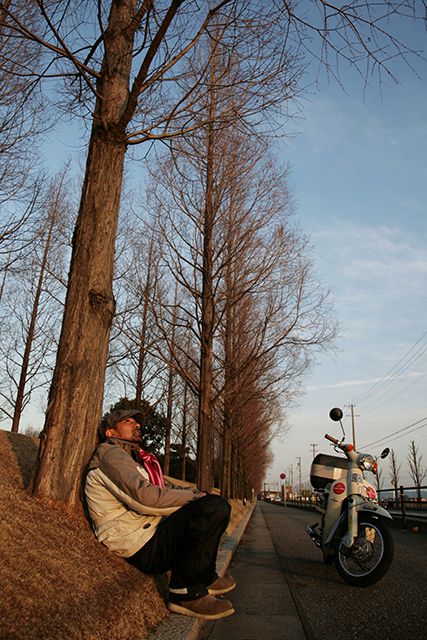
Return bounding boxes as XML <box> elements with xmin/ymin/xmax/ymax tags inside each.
<box><xmin>335</xmin><ymin>514</ymin><xmax>394</xmax><ymax>587</ymax></box>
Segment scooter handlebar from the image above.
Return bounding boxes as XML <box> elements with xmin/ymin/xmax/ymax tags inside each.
<box><xmin>324</xmin><ymin>433</ymin><xmax>339</xmax><ymax>445</ymax></box>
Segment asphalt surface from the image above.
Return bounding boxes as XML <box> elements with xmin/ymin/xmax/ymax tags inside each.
<box><xmin>201</xmin><ymin>501</ymin><xmax>427</xmax><ymax>640</ymax></box>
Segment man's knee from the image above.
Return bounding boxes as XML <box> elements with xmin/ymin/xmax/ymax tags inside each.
<box><xmin>198</xmin><ymin>494</ymin><xmax>231</xmax><ymax>522</ymax></box>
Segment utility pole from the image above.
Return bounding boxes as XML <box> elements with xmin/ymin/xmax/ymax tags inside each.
<box><xmin>296</xmin><ymin>457</ymin><xmax>302</xmax><ymax>496</ymax></box>
<box><xmin>346</xmin><ymin>404</ymin><xmax>359</xmax><ymax>449</ymax></box>
<box><xmin>309</xmin><ymin>443</ymin><xmax>318</xmax><ymax>459</ymax></box>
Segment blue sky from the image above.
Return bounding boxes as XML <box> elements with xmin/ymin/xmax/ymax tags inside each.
<box><xmin>268</xmin><ymin>26</ymin><xmax>427</xmax><ymax>490</ymax></box>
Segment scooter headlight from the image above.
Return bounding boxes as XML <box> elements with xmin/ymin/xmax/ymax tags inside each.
<box><xmin>358</xmin><ymin>454</ymin><xmax>375</xmax><ymax>471</ymax></box>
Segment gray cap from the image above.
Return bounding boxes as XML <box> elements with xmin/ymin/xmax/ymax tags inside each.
<box><xmin>99</xmin><ymin>408</ymin><xmax>144</xmax><ymax>440</ymax></box>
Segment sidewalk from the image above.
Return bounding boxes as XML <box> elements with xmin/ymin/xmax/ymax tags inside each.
<box><xmin>202</xmin><ymin>503</ymin><xmax>306</xmax><ymax>640</ymax></box>
<box><xmin>148</xmin><ymin>502</ymin><xmax>307</xmax><ymax>640</ymax></box>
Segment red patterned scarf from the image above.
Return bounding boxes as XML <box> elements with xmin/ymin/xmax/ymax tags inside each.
<box><xmin>136</xmin><ymin>448</ymin><xmax>165</xmax><ymax>488</ymax></box>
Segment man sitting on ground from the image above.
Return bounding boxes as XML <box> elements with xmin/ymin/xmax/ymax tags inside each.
<box><xmin>84</xmin><ymin>408</ymin><xmax>235</xmax><ymax>620</ymax></box>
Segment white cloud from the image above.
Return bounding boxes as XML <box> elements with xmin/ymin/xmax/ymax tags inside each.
<box><xmin>308</xmin><ymin>371</ymin><xmax>427</xmax><ymax>393</ymax></box>
<box><xmin>313</xmin><ymin>222</ymin><xmax>427</xmax><ymax>305</ymax></box>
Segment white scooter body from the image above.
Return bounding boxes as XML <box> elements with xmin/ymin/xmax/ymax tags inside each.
<box><xmin>322</xmin><ymin>475</ymin><xmax>391</xmax><ymax>547</ymax></box>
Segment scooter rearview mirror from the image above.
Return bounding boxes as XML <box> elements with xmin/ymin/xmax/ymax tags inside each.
<box><xmin>380</xmin><ymin>447</ymin><xmax>390</xmax><ymax>459</ymax></box>
<box><xmin>329</xmin><ymin>407</ymin><xmax>343</xmax><ymax>422</ymax></box>
<box><xmin>329</xmin><ymin>407</ymin><xmax>345</xmax><ymax>439</ymax></box>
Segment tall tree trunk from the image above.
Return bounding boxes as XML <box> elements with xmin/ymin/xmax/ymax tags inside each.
<box><xmin>220</xmin><ymin>193</ymin><xmax>236</xmax><ymax>498</ymax></box>
<box><xmin>180</xmin><ymin>378</ymin><xmax>189</xmax><ymax>481</ymax></box>
<box><xmin>196</xmin><ymin>36</ymin><xmax>219</xmax><ymax>491</ymax></box>
<box><xmin>11</xmin><ymin>192</ymin><xmax>58</xmax><ymax>432</ymax></box>
<box><xmin>164</xmin><ymin>365</ymin><xmax>174</xmax><ymax>475</ymax></box>
<box><xmin>0</xmin><ymin>261</ymin><xmax>9</xmax><ymax>304</ymax></box>
<box><xmin>164</xmin><ymin>287</ymin><xmax>178</xmax><ymax>475</ymax></box>
<box><xmin>220</xmin><ymin>287</ymin><xmax>234</xmax><ymax>498</ymax></box>
<box><xmin>231</xmin><ymin>443</ymin><xmax>238</xmax><ymax>497</ymax></box>
<box><xmin>220</xmin><ymin>419</ymin><xmax>232</xmax><ymax>497</ymax></box>
<box><xmin>30</xmin><ymin>1</ymin><xmax>134</xmax><ymax>507</ymax></box>
<box><xmin>135</xmin><ymin>233</ymin><xmax>155</xmax><ymax>404</ymax></box>
<box><xmin>30</xmin><ymin>130</ymin><xmax>126</xmax><ymax>506</ymax></box>
<box><xmin>196</xmin><ymin>120</ymin><xmax>215</xmax><ymax>491</ymax></box>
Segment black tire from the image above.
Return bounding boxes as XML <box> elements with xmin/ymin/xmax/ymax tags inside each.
<box><xmin>334</xmin><ymin>514</ymin><xmax>394</xmax><ymax>587</ymax></box>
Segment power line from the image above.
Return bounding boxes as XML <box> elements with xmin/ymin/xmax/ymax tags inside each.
<box><xmin>359</xmin><ymin>372</ymin><xmax>426</xmax><ymax>415</ymax></box>
<box><xmin>361</xmin><ymin>416</ymin><xmax>427</xmax><ymax>450</ymax></box>
<box><xmin>350</xmin><ymin>329</ymin><xmax>427</xmax><ymax>406</ymax></box>
<box><xmin>368</xmin><ymin>421</ymin><xmax>427</xmax><ymax>451</ymax></box>
<box><xmin>359</xmin><ymin>356</ymin><xmax>427</xmax><ymax>409</ymax></box>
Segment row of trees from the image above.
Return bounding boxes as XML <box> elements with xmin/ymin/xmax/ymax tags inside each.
<box><xmin>384</xmin><ymin>441</ymin><xmax>427</xmax><ymax>500</ymax></box>
<box><xmin>2</xmin><ymin>136</ymin><xmax>335</xmax><ymax>498</ymax></box>
<box><xmin>1</xmin><ymin>1</ymin><xmax>424</xmax><ymax>509</ymax></box>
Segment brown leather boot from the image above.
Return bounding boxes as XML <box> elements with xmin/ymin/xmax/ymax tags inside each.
<box><xmin>207</xmin><ymin>574</ymin><xmax>236</xmax><ymax>595</ymax></box>
<box><xmin>168</xmin><ymin>594</ymin><xmax>235</xmax><ymax>619</ymax></box>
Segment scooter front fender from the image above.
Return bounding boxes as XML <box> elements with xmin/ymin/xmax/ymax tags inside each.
<box><xmin>357</xmin><ymin>503</ymin><xmax>393</xmax><ymax>520</ymax></box>
<box><xmin>323</xmin><ymin>503</ymin><xmax>392</xmax><ymax>549</ymax></box>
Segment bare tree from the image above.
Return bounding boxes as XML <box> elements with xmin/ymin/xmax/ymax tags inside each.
<box><xmin>0</xmin><ymin>0</ymin><xmax>48</xmax><ymax>210</ymax></box>
<box><xmin>147</xmin><ymin>16</ymin><xmax>303</xmax><ymax>489</ymax></box>
<box><xmin>0</xmin><ymin>171</ymin><xmax>71</xmax><ymax>432</ymax></box>
<box><xmin>152</xmin><ymin>124</ymin><xmax>336</xmax><ymax>493</ymax></box>
<box><xmin>213</xmin><ymin>130</ymin><xmax>337</xmax><ymax>496</ymax></box>
<box><xmin>0</xmin><ymin>180</ymin><xmax>45</xmax><ymax>308</ymax></box>
<box><xmin>280</xmin><ymin>0</ymin><xmax>424</xmax><ymax>88</ymax></box>
<box><xmin>162</xmin><ymin>286</ymin><xmax>179</xmax><ymax>475</ymax></box>
<box><xmin>171</xmin><ymin>328</ymin><xmax>200</xmax><ymax>481</ymax></box>
<box><xmin>389</xmin><ymin>448</ymin><xmax>401</xmax><ymax>502</ymax></box>
<box><xmin>10</xmin><ymin>180</ymin><xmax>61</xmax><ymax>432</ymax></box>
<box><xmin>107</xmin><ymin>214</ymin><xmax>163</xmax><ymax>404</ymax></box>
<box><xmin>407</xmin><ymin>440</ymin><xmax>426</xmax><ymax>501</ymax></box>
<box><xmin>375</xmin><ymin>467</ymin><xmax>384</xmax><ymax>497</ymax></box>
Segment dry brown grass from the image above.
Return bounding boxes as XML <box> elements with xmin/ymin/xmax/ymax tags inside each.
<box><xmin>0</xmin><ymin>429</ymin><xmax>248</xmax><ymax>640</ymax></box>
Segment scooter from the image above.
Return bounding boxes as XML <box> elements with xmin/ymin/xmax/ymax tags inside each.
<box><xmin>306</xmin><ymin>407</ymin><xmax>394</xmax><ymax>587</ymax></box>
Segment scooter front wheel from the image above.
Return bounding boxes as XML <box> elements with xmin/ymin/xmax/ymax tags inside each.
<box><xmin>335</xmin><ymin>514</ymin><xmax>394</xmax><ymax>587</ymax></box>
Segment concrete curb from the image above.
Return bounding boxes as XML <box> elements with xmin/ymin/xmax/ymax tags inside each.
<box><xmin>148</xmin><ymin>501</ymin><xmax>256</xmax><ymax>640</ymax></box>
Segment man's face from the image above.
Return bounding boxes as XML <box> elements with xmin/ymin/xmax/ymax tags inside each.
<box><xmin>106</xmin><ymin>416</ymin><xmax>142</xmax><ymax>442</ymax></box>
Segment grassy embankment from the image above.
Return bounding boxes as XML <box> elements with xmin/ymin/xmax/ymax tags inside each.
<box><xmin>0</xmin><ymin>429</ymin><xmax>248</xmax><ymax>640</ymax></box>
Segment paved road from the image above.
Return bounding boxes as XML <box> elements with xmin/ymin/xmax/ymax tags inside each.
<box><xmin>257</xmin><ymin>501</ymin><xmax>427</xmax><ymax>640</ymax></box>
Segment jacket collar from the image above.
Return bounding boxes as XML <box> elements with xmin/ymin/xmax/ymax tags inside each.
<box><xmin>105</xmin><ymin>437</ymin><xmax>141</xmax><ymax>455</ymax></box>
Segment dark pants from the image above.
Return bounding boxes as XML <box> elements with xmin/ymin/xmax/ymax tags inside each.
<box><xmin>127</xmin><ymin>494</ymin><xmax>231</xmax><ymax>601</ymax></box>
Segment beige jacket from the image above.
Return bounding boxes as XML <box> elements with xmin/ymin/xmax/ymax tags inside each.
<box><xmin>85</xmin><ymin>439</ymin><xmax>198</xmax><ymax>557</ymax></box>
